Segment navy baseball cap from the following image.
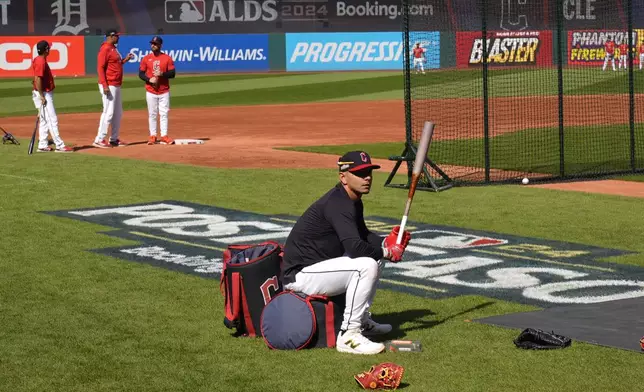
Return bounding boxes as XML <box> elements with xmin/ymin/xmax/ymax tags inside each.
<box><xmin>150</xmin><ymin>36</ymin><xmax>163</xmax><ymax>45</ymax></box>
<box><xmin>338</xmin><ymin>151</ymin><xmax>381</xmax><ymax>172</ymax></box>
<box><xmin>105</xmin><ymin>28</ymin><xmax>120</xmax><ymax>37</ymax></box>
<box><xmin>36</xmin><ymin>40</ymin><xmax>50</xmax><ymax>54</ymax></box>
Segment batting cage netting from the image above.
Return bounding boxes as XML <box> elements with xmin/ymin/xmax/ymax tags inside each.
<box><xmin>388</xmin><ymin>0</ymin><xmax>644</xmax><ymax>189</ymax></box>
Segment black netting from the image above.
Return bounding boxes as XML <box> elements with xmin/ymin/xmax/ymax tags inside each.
<box><xmin>400</xmin><ymin>0</ymin><xmax>644</xmax><ymax>187</ymax></box>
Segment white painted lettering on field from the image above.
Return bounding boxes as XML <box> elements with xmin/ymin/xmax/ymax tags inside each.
<box><xmin>120</xmin><ymin>246</ymin><xmax>222</xmax><ymax>274</ymax></box>
<box><xmin>70</xmin><ymin>204</ymin><xmax>292</xmax><ymax>238</ymax></box>
<box><xmin>123</xmin><ymin>214</ymin><xmax>227</xmax><ymax>228</ymax></box>
<box><xmin>411</xmin><ymin>230</ymin><xmax>507</xmax><ymax>249</ymax></box>
<box><xmin>523</xmin><ymin>280</ymin><xmax>644</xmax><ymax>304</ymax></box>
<box><xmin>66</xmin><ymin>202</ymin><xmax>644</xmax><ymax>306</ymax></box>
<box><xmin>404</xmin><ymin>245</ymin><xmax>446</xmax><ymax>256</ymax></box>
<box><xmin>431</xmin><ymin>267</ymin><xmax>588</xmax><ymax>289</ymax></box>
<box><xmin>388</xmin><ymin>256</ymin><xmax>503</xmax><ymax>279</ymax></box>
<box><xmin>70</xmin><ymin>203</ymin><xmax>193</xmax><ymax>217</ymax></box>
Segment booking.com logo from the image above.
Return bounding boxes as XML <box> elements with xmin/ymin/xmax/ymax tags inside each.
<box><xmin>335</xmin><ymin>1</ymin><xmax>433</xmax><ymax>20</ymax></box>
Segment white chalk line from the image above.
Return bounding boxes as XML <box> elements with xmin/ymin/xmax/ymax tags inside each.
<box><xmin>0</xmin><ymin>173</ymin><xmax>48</xmax><ymax>183</ymax></box>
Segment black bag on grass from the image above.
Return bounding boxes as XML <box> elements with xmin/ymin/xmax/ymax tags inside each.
<box><xmin>220</xmin><ymin>241</ymin><xmax>283</xmax><ymax>337</ymax></box>
<box><xmin>514</xmin><ymin>328</ymin><xmax>571</xmax><ymax>350</ymax></box>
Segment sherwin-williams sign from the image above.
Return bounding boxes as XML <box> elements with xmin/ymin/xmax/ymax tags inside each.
<box><xmin>118</xmin><ymin>34</ymin><xmax>269</xmax><ymax>73</ymax></box>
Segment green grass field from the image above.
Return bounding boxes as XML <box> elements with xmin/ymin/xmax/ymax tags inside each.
<box><xmin>284</xmin><ymin>123</ymin><xmax>644</xmax><ymax>176</ymax></box>
<box><xmin>2</xmin><ymin>67</ymin><xmax>642</xmax><ymax>117</ymax></box>
<box><xmin>1</xmin><ymin>70</ymin><xmax>644</xmax><ymax>392</ymax></box>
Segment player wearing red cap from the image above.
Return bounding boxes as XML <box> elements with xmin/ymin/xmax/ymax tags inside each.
<box><xmin>139</xmin><ymin>36</ymin><xmax>176</xmax><ymax>145</ymax></box>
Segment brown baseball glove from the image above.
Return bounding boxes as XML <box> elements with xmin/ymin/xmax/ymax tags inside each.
<box><xmin>354</xmin><ymin>362</ymin><xmax>404</xmax><ymax>390</ymax></box>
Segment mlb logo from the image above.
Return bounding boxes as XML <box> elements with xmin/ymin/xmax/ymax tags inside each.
<box><xmin>165</xmin><ymin>0</ymin><xmax>206</xmax><ymax>23</ymax></box>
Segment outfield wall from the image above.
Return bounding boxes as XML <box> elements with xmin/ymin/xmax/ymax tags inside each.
<box><xmin>3</xmin><ymin>0</ymin><xmax>644</xmax><ymax>36</ymax></box>
<box><xmin>3</xmin><ymin>30</ymin><xmax>644</xmax><ymax>77</ymax></box>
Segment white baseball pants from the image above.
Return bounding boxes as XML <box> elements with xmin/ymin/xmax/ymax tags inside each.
<box><xmin>603</xmin><ymin>54</ymin><xmax>616</xmax><ymax>71</ymax></box>
<box><xmin>619</xmin><ymin>55</ymin><xmax>628</xmax><ymax>69</ymax></box>
<box><xmin>31</xmin><ymin>90</ymin><xmax>65</xmax><ymax>149</ymax></box>
<box><xmin>284</xmin><ymin>256</ymin><xmax>385</xmax><ymax>331</ymax></box>
<box><xmin>413</xmin><ymin>58</ymin><xmax>425</xmax><ymax>72</ymax></box>
<box><xmin>95</xmin><ymin>84</ymin><xmax>123</xmax><ymax>143</ymax></box>
<box><xmin>146</xmin><ymin>91</ymin><xmax>170</xmax><ymax>137</ymax></box>
<box><xmin>640</xmin><ymin>54</ymin><xmax>644</xmax><ymax>70</ymax></box>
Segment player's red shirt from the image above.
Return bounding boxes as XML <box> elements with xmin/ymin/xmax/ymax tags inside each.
<box><xmin>605</xmin><ymin>41</ymin><xmax>615</xmax><ymax>54</ymax></box>
<box><xmin>619</xmin><ymin>43</ymin><xmax>628</xmax><ymax>54</ymax></box>
<box><xmin>140</xmin><ymin>52</ymin><xmax>175</xmax><ymax>95</ymax></box>
<box><xmin>412</xmin><ymin>47</ymin><xmax>425</xmax><ymax>58</ymax></box>
<box><xmin>97</xmin><ymin>42</ymin><xmax>124</xmax><ymax>88</ymax></box>
<box><xmin>32</xmin><ymin>56</ymin><xmax>54</xmax><ymax>92</ymax></box>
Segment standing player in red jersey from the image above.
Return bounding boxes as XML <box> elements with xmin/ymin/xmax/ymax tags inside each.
<box><xmin>618</xmin><ymin>40</ymin><xmax>629</xmax><ymax>70</ymax></box>
<box><xmin>411</xmin><ymin>42</ymin><xmax>426</xmax><ymax>74</ymax></box>
<box><xmin>139</xmin><ymin>36</ymin><xmax>176</xmax><ymax>145</ymax></box>
<box><xmin>603</xmin><ymin>38</ymin><xmax>616</xmax><ymax>72</ymax></box>
<box><xmin>93</xmin><ymin>29</ymin><xmax>134</xmax><ymax>149</ymax></box>
<box><xmin>31</xmin><ymin>40</ymin><xmax>73</xmax><ymax>153</ymax></box>
<box><xmin>639</xmin><ymin>41</ymin><xmax>644</xmax><ymax>70</ymax></box>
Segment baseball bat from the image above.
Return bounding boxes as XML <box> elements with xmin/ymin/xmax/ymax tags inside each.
<box><xmin>396</xmin><ymin>121</ymin><xmax>435</xmax><ymax>244</ymax></box>
<box><xmin>188</xmin><ymin>0</ymin><xmax>203</xmax><ymax>19</ymax></box>
<box><xmin>27</xmin><ymin>114</ymin><xmax>39</xmax><ymax>155</ymax></box>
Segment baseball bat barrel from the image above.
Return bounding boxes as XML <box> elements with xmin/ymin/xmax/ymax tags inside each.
<box><xmin>397</xmin><ymin>121</ymin><xmax>435</xmax><ymax>244</ymax></box>
<box><xmin>27</xmin><ymin>115</ymin><xmax>39</xmax><ymax>155</ymax></box>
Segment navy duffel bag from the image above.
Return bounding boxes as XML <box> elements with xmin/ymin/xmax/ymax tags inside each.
<box><xmin>260</xmin><ymin>291</ymin><xmax>345</xmax><ymax>350</ymax></box>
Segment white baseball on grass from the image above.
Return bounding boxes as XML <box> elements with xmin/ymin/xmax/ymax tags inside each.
<box><xmin>522</xmin><ymin>178</ymin><xmax>529</xmax><ymax>185</ymax></box>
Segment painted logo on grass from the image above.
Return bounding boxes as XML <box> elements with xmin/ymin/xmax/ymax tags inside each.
<box><xmin>46</xmin><ymin>201</ymin><xmax>644</xmax><ymax>307</ymax></box>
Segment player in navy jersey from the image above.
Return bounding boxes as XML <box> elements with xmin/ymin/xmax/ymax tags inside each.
<box><xmin>281</xmin><ymin>151</ymin><xmax>412</xmax><ymax>355</ymax></box>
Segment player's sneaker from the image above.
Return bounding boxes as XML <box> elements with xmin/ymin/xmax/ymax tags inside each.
<box><xmin>361</xmin><ymin>314</ymin><xmax>392</xmax><ymax>336</ymax></box>
<box><xmin>109</xmin><ymin>139</ymin><xmax>127</xmax><ymax>147</ymax></box>
<box><xmin>92</xmin><ymin>139</ymin><xmax>110</xmax><ymax>149</ymax></box>
<box><xmin>55</xmin><ymin>146</ymin><xmax>74</xmax><ymax>153</ymax></box>
<box><xmin>37</xmin><ymin>146</ymin><xmax>52</xmax><ymax>152</ymax></box>
<box><xmin>159</xmin><ymin>136</ymin><xmax>175</xmax><ymax>145</ymax></box>
<box><xmin>336</xmin><ymin>329</ymin><xmax>385</xmax><ymax>355</ymax></box>
<box><xmin>148</xmin><ymin>136</ymin><xmax>157</xmax><ymax>145</ymax></box>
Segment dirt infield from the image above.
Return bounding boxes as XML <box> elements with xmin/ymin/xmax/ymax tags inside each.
<box><xmin>1</xmin><ymin>101</ymin><xmax>406</xmax><ymax>171</ymax></box>
<box><xmin>3</xmin><ymin>99</ymin><xmax>644</xmax><ymax>198</ymax></box>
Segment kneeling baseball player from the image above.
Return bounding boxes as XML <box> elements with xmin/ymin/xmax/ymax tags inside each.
<box><xmin>281</xmin><ymin>151</ymin><xmax>411</xmax><ymax>355</ymax></box>
<box><xmin>139</xmin><ymin>36</ymin><xmax>176</xmax><ymax>145</ymax></box>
